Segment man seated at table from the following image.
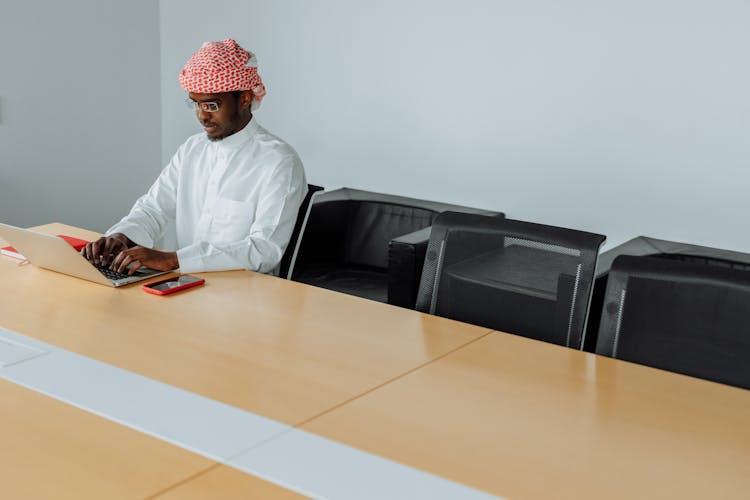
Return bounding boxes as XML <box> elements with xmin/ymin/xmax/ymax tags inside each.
<box><xmin>83</xmin><ymin>38</ymin><xmax>306</xmax><ymax>276</ymax></box>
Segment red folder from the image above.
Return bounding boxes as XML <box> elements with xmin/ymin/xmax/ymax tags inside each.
<box><xmin>0</xmin><ymin>246</ymin><xmax>24</xmax><ymax>260</ymax></box>
<box><xmin>56</xmin><ymin>235</ymin><xmax>89</xmax><ymax>251</ymax></box>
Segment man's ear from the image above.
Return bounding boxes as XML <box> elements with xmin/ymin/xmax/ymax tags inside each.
<box><xmin>242</xmin><ymin>91</ymin><xmax>254</xmax><ymax>111</ymax></box>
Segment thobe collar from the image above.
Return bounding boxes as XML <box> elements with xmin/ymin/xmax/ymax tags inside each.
<box><xmin>213</xmin><ymin>116</ymin><xmax>259</xmax><ymax>151</ymax></box>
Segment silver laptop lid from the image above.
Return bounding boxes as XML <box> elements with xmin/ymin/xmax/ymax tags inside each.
<box><xmin>0</xmin><ymin>223</ymin><xmax>168</xmax><ymax>287</ymax></box>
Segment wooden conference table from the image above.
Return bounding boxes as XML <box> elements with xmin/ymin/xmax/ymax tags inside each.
<box><xmin>0</xmin><ymin>224</ymin><xmax>749</xmax><ymax>499</ymax></box>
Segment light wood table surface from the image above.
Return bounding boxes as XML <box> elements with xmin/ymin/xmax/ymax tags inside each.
<box><xmin>0</xmin><ymin>374</ymin><xmax>309</xmax><ymax>499</ymax></box>
<box><xmin>302</xmin><ymin>331</ymin><xmax>750</xmax><ymax>500</ymax></box>
<box><xmin>154</xmin><ymin>465</ymin><xmax>309</xmax><ymax>499</ymax></box>
<box><xmin>0</xmin><ymin>378</ymin><xmax>215</xmax><ymax>499</ymax></box>
<box><xmin>0</xmin><ymin>223</ymin><xmax>490</xmax><ymax>427</ymax></box>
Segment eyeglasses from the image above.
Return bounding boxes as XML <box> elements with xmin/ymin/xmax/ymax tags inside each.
<box><xmin>185</xmin><ymin>98</ymin><xmax>220</xmax><ymax>113</ymax></box>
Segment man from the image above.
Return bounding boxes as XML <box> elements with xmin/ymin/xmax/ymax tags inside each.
<box><xmin>83</xmin><ymin>39</ymin><xmax>306</xmax><ymax>276</ymax></box>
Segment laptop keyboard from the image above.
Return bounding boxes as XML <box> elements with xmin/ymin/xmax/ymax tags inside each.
<box><xmin>93</xmin><ymin>263</ymin><xmax>132</xmax><ymax>281</ymax></box>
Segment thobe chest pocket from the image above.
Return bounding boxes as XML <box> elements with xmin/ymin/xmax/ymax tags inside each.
<box><xmin>209</xmin><ymin>197</ymin><xmax>256</xmax><ymax>241</ymax></box>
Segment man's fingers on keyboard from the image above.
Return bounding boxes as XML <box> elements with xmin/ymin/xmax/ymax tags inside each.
<box><xmin>112</xmin><ymin>250</ymin><xmax>135</xmax><ymax>274</ymax></box>
<box><xmin>117</xmin><ymin>255</ymin><xmax>134</xmax><ymax>275</ymax></box>
<box><xmin>90</xmin><ymin>238</ymin><xmax>106</xmax><ymax>262</ymax></box>
<box><xmin>127</xmin><ymin>260</ymin><xmax>142</xmax><ymax>275</ymax></box>
<box><xmin>82</xmin><ymin>242</ymin><xmax>96</xmax><ymax>262</ymax></box>
<box><xmin>110</xmin><ymin>251</ymin><xmax>125</xmax><ymax>271</ymax></box>
<box><xmin>102</xmin><ymin>239</ymin><xmax>124</xmax><ymax>266</ymax></box>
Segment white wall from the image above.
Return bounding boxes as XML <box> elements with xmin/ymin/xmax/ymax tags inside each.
<box><xmin>0</xmin><ymin>0</ymin><xmax>161</xmax><ymax>233</ymax></box>
<box><xmin>160</xmin><ymin>0</ymin><xmax>750</xmax><ymax>251</ymax></box>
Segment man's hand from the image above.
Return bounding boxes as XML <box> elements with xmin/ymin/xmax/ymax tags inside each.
<box><xmin>81</xmin><ymin>233</ymin><xmax>131</xmax><ymax>267</ymax></box>
<box><xmin>110</xmin><ymin>247</ymin><xmax>179</xmax><ymax>275</ymax></box>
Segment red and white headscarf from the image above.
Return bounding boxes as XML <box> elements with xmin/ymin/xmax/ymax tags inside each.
<box><xmin>179</xmin><ymin>39</ymin><xmax>267</xmax><ymax>111</ymax></box>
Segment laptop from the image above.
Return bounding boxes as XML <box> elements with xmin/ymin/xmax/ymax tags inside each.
<box><xmin>0</xmin><ymin>223</ymin><xmax>169</xmax><ymax>287</ymax></box>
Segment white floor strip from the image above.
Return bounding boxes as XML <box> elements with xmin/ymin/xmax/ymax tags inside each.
<box><xmin>0</xmin><ymin>327</ymin><xmax>501</xmax><ymax>499</ymax></box>
<box><xmin>228</xmin><ymin>429</ymin><xmax>502</xmax><ymax>500</ymax></box>
<box><xmin>0</xmin><ymin>335</ymin><xmax>47</xmax><ymax>367</ymax></box>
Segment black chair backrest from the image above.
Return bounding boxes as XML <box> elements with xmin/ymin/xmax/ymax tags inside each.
<box><xmin>596</xmin><ymin>255</ymin><xmax>750</xmax><ymax>390</ymax></box>
<box><xmin>292</xmin><ymin>188</ymin><xmax>499</xmax><ymax>274</ymax></box>
<box><xmin>416</xmin><ymin>212</ymin><xmax>605</xmax><ymax>348</ymax></box>
<box><xmin>279</xmin><ymin>184</ymin><xmax>324</xmax><ymax>279</ymax></box>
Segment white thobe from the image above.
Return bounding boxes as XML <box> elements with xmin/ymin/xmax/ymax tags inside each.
<box><xmin>107</xmin><ymin>118</ymin><xmax>306</xmax><ymax>275</ymax></box>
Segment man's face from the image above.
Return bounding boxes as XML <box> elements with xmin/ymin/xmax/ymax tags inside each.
<box><xmin>188</xmin><ymin>92</ymin><xmax>251</xmax><ymax>141</ymax></box>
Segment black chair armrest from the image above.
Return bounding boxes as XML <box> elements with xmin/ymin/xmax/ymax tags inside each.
<box><xmin>387</xmin><ymin>227</ymin><xmax>432</xmax><ymax>309</ymax></box>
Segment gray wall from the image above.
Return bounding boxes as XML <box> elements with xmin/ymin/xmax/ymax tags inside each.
<box><xmin>161</xmin><ymin>0</ymin><xmax>750</xmax><ymax>252</ymax></box>
<box><xmin>3</xmin><ymin>1</ymin><xmax>747</xmax><ymax>251</ymax></box>
<box><xmin>0</xmin><ymin>0</ymin><xmax>161</xmax><ymax>233</ymax></box>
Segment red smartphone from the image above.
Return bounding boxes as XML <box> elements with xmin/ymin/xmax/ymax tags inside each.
<box><xmin>142</xmin><ymin>275</ymin><xmax>205</xmax><ymax>295</ymax></box>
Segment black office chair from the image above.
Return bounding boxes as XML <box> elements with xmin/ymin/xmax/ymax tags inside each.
<box><xmin>416</xmin><ymin>212</ymin><xmax>605</xmax><ymax>349</ymax></box>
<box><xmin>278</xmin><ymin>184</ymin><xmax>324</xmax><ymax>279</ymax></box>
<box><xmin>596</xmin><ymin>255</ymin><xmax>750</xmax><ymax>390</ymax></box>
<box><xmin>290</xmin><ymin>188</ymin><xmax>501</xmax><ymax>306</ymax></box>
<box><xmin>584</xmin><ymin>236</ymin><xmax>750</xmax><ymax>352</ymax></box>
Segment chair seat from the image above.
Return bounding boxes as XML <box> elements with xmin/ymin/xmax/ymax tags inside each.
<box><xmin>295</xmin><ymin>264</ymin><xmax>388</xmax><ymax>302</ymax></box>
<box><xmin>445</xmin><ymin>246</ymin><xmax>580</xmax><ymax>300</ymax></box>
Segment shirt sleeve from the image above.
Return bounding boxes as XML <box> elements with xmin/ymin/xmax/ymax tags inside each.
<box><xmin>105</xmin><ymin>150</ymin><xmax>181</xmax><ymax>247</ymax></box>
<box><xmin>175</xmin><ymin>153</ymin><xmax>306</xmax><ymax>275</ymax></box>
